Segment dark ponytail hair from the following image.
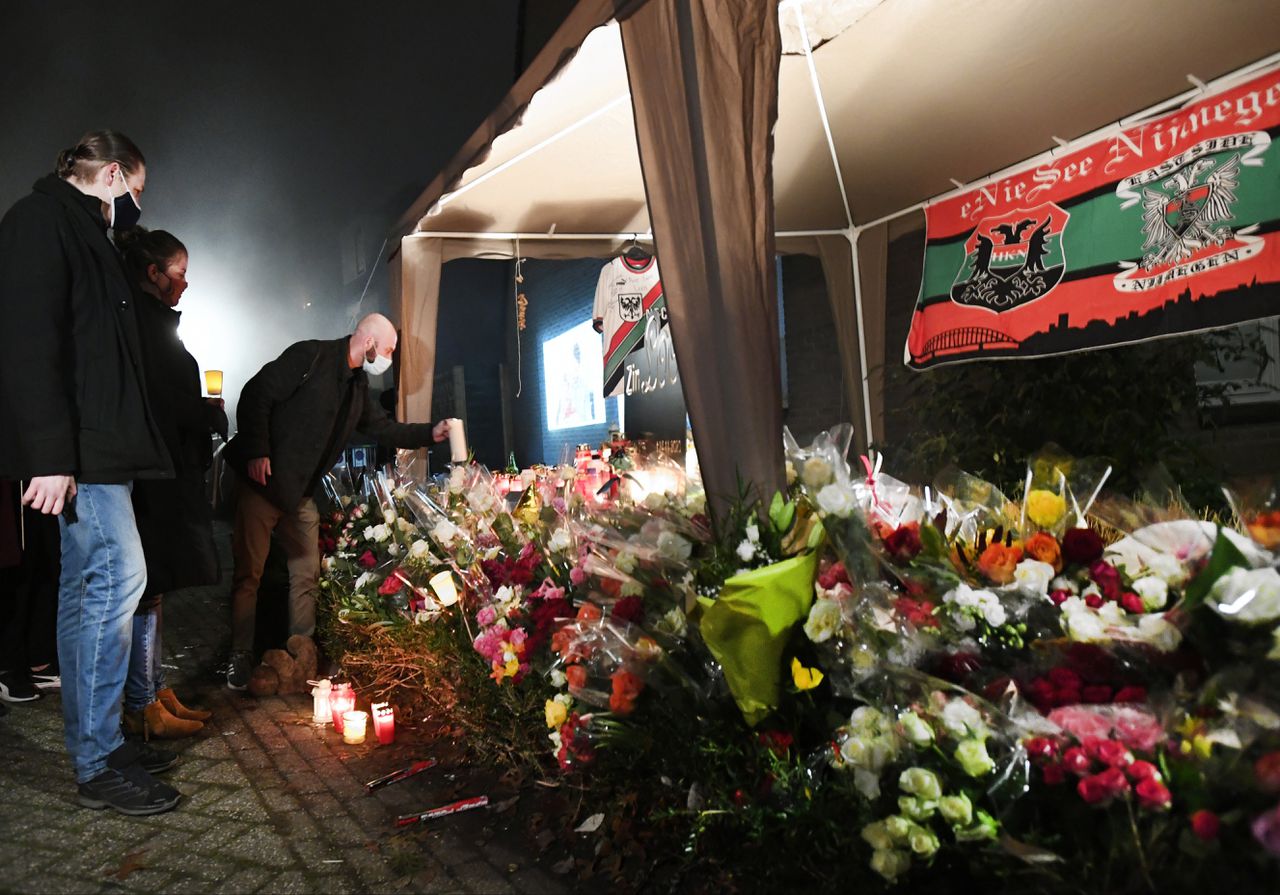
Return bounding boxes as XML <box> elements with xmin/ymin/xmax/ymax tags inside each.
<box><xmin>117</xmin><ymin>226</ymin><xmax>187</xmax><ymax>286</ymax></box>
<box><xmin>56</xmin><ymin>130</ymin><xmax>145</xmax><ymax>181</ymax></box>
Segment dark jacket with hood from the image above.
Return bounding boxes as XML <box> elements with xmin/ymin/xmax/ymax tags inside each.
<box><xmin>225</xmin><ymin>337</ymin><xmax>434</xmax><ymax>512</ymax></box>
<box><xmin>0</xmin><ymin>175</ymin><xmax>171</xmax><ymax>484</ymax></box>
<box><xmin>132</xmin><ymin>290</ymin><xmax>228</xmax><ymax>595</ymax></box>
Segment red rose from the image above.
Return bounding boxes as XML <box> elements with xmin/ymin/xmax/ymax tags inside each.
<box><xmin>609</xmin><ymin>668</ymin><xmax>644</xmax><ymax>715</ymax></box>
<box><xmin>1090</xmin><ymin>738</ymin><xmax>1134</xmax><ymax>768</ymax></box>
<box><xmin>612</xmin><ymin>595</ymin><xmax>644</xmax><ymax>624</ymax></box>
<box><xmin>1256</xmin><ymin>752</ymin><xmax>1280</xmax><ymax>792</ymax></box>
<box><xmin>1089</xmin><ymin>561</ymin><xmax>1122</xmax><ymax>599</ymax></box>
<box><xmin>758</xmin><ymin>730</ymin><xmax>794</xmax><ymax>757</ymax></box>
<box><xmin>895</xmin><ymin>597</ymin><xmax>940</xmax><ymax>630</ymax></box>
<box><xmin>1084</xmin><ymin>592</ymin><xmax>1104</xmax><ymax>609</ymax></box>
<box><xmin>817</xmin><ymin>562</ymin><xmax>850</xmax><ymax>590</ymax></box>
<box><xmin>1190</xmin><ymin>810</ymin><xmax>1221</xmax><ymax>841</ymax></box>
<box><xmin>565</xmin><ymin>665</ymin><xmax>588</xmax><ymax>692</ymax></box>
<box><xmin>378</xmin><ymin>572</ymin><xmax>404</xmax><ymax>596</ymax></box>
<box><xmin>1120</xmin><ymin>592</ymin><xmax>1146</xmax><ymax>615</ymax></box>
<box><xmin>1042</xmin><ymin>762</ymin><xmax>1067</xmax><ymax>786</ymax></box>
<box><xmin>1097</xmin><ymin>767</ymin><xmax>1131</xmax><ymax>797</ymax></box>
<box><xmin>1126</xmin><ymin>760</ymin><xmax>1160</xmax><ymax>783</ymax></box>
<box><xmin>1135</xmin><ymin>778</ymin><xmax>1171</xmax><ymax>811</ymax></box>
<box><xmin>1024</xmin><ymin>737</ymin><xmax>1059</xmax><ymax>764</ymax></box>
<box><xmin>883</xmin><ymin>522</ymin><xmax>923</xmax><ymax>562</ymax></box>
<box><xmin>1048</xmin><ymin>668</ymin><xmax>1082</xmax><ymax>690</ymax></box>
<box><xmin>1078</xmin><ymin>773</ymin><xmax>1116</xmax><ymax>805</ymax></box>
<box><xmin>358</xmin><ymin>550</ymin><xmax>377</xmax><ymax>569</ymax></box>
<box><xmin>1024</xmin><ymin>677</ymin><xmax>1057</xmax><ymax>712</ymax></box>
<box><xmin>1049</xmin><ymin>589</ymin><xmax>1072</xmax><ymax>605</ymax></box>
<box><xmin>1082</xmin><ymin>684</ymin><xmax>1113</xmax><ymax>704</ymax></box>
<box><xmin>1113</xmin><ymin>686</ymin><xmax>1148</xmax><ymax>704</ymax></box>
<box><xmin>1062</xmin><ymin>528</ymin><xmax>1104</xmax><ymax>565</ymax></box>
<box><xmin>1063</xmin><ymin>746</ymin><xmax>1093</xmax><ymax>776</ymax></box>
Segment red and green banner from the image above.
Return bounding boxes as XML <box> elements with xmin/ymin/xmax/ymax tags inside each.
<box><xmin>906</xmin><ymin>61</ymin><xmax>1280</xmax><ymax>369</ymax></box>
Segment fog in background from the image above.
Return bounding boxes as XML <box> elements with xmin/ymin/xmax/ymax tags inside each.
<box><xmin>0</xmin><ymin>1</ymin><xmax>520</xmax><ymax>425</ymax></box>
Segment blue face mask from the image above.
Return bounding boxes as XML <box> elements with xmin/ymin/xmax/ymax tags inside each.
<box><xmin>110</xmin><ymin>168</ymin><xmax>141</xmax><ymax>230</ymax></box>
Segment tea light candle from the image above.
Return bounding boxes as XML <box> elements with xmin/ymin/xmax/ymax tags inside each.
<box><xmin>429</xmin><ymin>570</ymin><xmax>459</xmax><ymax>607</ymax></box>
<box><xmin>342</xmin><ymin>710</ymin><xmax>368</xmax><ymax>744</ymax></box>
<box><xmin>309</xmin><ymin>679</ymin><xmax>332</xmax><ymax>725</ymax></box>
<box><xmin>204</xmin><ymin>370</ymin><xmax>223</xmax><ymax>397</ymax></box>
<box><xmin>371</xmin><ymin>703</ymin><xmax>395</xmax><ymax>745</ymax></box>
<box><xmin>330</xmin><ymin>682</ymin><xmax>355</xmax><ymax>733</ymax></box>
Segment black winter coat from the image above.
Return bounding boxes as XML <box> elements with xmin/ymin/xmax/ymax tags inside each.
<box><xmin>225</xmin><ymin>337</ymin><xmax>435</xmax><ymax>512</ymax></box>
<box><xmin>131</xmin><ymin>293</ymin><xmax>228</xmax><ymax>596</ymax></box>
<box><xmin>0</xmin><ymin>175</ymin><xmax>171</xmax><ymax>483</ymax></box>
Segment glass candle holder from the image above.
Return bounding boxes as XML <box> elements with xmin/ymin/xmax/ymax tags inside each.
<box><xmin>204</xmin><ymin>369</ymin><xmax>223</xmax><ymax>397</ymax></box>
<box><xmin>330</xmin><ymin>683</ymin><xmax>355</xmax><ymax>733</ymax></box>
<box><xmin>371</xmin><ymin>703</ymin><xmax>395</xmax><ymax>745</ymax></box>
<box><xmin>342</xmin><ymin>710</ymin><xmax>368</xmax><ymax>745</ymax></box>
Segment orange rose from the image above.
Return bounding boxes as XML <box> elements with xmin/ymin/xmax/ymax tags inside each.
<box><xmin>977</xmin><ymin>543</ymin><xmax>1023</xmax><ymax>584</ymax></box>
<box><xmin>1023</xmin><ymin>532</ymin><xmax>1063</xmax><ymax>573</ymax></box>
<box><xmin>609</xmin><ymin>669</ymin><xmax>644</xmax><ymax>715</ymax></box>
<box><xmin>577</xmin><ymin>602</ymin><xmax>603</xmax><ymax>621</ymax></box>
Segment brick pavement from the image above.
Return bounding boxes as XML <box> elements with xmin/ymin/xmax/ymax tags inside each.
<box><xmin>0</xmin><ymin>526</ymin><xmax>567</xmax><ymax>895</ymax></box>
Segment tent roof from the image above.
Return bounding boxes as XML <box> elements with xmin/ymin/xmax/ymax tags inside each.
<box><xmin>405</xmin><ymin>0</ymin><xmax>1280</xmax><ymax>238</ymax></box>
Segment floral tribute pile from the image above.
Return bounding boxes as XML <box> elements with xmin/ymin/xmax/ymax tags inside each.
<box><xmin>316</xmin><ymin>432</ymin><xmax>1280</xmax><ymax>893</ymax></box>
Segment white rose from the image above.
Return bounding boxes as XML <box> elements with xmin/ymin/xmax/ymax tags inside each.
<box><xmin>849</xmin><ymin>706</ymin><xmax>886</xmax><ymax>731</ymax></box>
<box><xmin>432</xmin><ymin>519</ymin><xmax>460</xmax><ymax>546</ymax></box>
<box><xmin>549</xmin><ymin>669</ymin><xmax>567</xmax><ymax>688</ymax></box>
<box><xmin>1097</xmin><ymin>601</ymin><xmax>1125</xmax><ymax>625</ymax></box>
<box><xmin>801</xmin><ymin>457</ymin><xmax>834</xmax><ymax>490</ymax></box>
<box><xmin>1131</xmin><ymin>575</ymin><xmax>1169</xmax><ymax>612</ymax></box>
<box><xmin>745</xmin><ymin>523</ymin><xmax>760</xmax><ymax>544</ymax></box>
<box><xmin>657</xmin><ymin>607</ymin><xmax>688</xmax><ymax>638</ymax></box>
<box><xmin>804</xmin><ymin>599</ymin><xmax>843</xmax><ymax>643</ymax></box>
<box><xmin>396</xmin><ymin>517</ymin><xmax>416</xmax><ymax>534</ymax></box>
<box><xmin>383</xmin><ymin>508</ymin><xmax>397</xmax><ymax>524</ymax></box>
<box><xmin>354</xmin><ymin>572</ymin><xmax>374</xmax><ymax>590</ymax></box>
<box><xmin>941</xmin><ymin>698</ymin><xmax>987</xmax><ymax>739</ymax></box>
<box><xmin>615</xmin><ymin>551</ymin><xmax>638</xmax><ymax>574</ymax></box>
<box><xmin>1065</xmin><ymin>608</ymin><xmax>1106</xmax><ymax>642</ymax></box>
<box><xmin>363</xmin><ymin>525</ymin><xmax>376</xmax><ymax>541</ymax></box>
<box><xmin>1050</xmin><ymin>575</ymin><xmax>1079</xmax><ymax>595</ymax></box>
<box><xmin>387</xmin><ymin>543</ymin><xmax>400</xmax><ymax>556</ymax></box>
<box><xmin>979</xmin><ymin>596</ymin><xmax>1007</xmax><ymax>628</ymax></box>
<box><xmin>448</xmin><ymin>466</ymin><xmax>466</xmax><ymax>494</ymax></box>
<box><xmin>1209</xmin><ymin>567</ymin><xmax>1280</xmax><ymax>624</ymax></box>
<box><xmin>549</xmin><ymin>527</ymin><xmax>573</xmax><ymax>553</ymax></box>
<box><xmin>1012</xmin><ymin>559</ymin><xmax>1055</xmax><ymax>596</ymax></box>
<box><xmin>897</xmin><ymin>711</ymin><xmax>934</xmax><ymax>747</ymax></box>
<box><xmin>656</xmin><ymin>530</ymin><xmax>693</xmax><ymax>563</ymax></box>
<box><xmin>686</xmin><ymin>492</ymin><xmax>707</xmax><ymax>515</ymax></box>
<box><xmin>1145</xmin><ymin>552</ymin><xmax>1186</xmax><ymax>584</ymax></box>
<box><xmin>816</xmin><ymin>483</ymin><xmax>856</xmax><ymax>518</ymax></box>
<box><xmin>736</xmin><ymin>539</ymin><xmax>756</xmax><ymax>562</ymax></box>
<box><xmin>1137</xmin><ymin>614</ymin><xmax>1183</xmax><ymax>652</ymax></box>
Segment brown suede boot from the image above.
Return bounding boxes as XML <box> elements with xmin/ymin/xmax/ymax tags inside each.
<box><xmin>123</xmin><ymin>701</ymin><xmax>204</xmax><ymax>741</ymax></box>
<box><xmin>157</xmin><ymin>687</ymin><xmax>212</xmax><ymax>722</ymax></box>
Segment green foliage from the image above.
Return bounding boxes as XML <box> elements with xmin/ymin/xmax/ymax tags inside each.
<box><xmin>879</xmin><ymin>330</ymin><xmax>1273</xmax><ymax>510</ymax></box>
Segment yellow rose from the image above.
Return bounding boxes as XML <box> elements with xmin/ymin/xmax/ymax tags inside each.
<box><xmin>1025</xmin><ymin>489</ymin><xmax>1066</xmax><ymax>528</ymax></box>
<box><xmin>545</xmin><ymin>698</ymin><xmax>568</xmax><ymax>729</ymax></box>
<box><xmin>791</xmin><ymin>657</ymin><xmax>824</xmax><ymax>691</ymax></box>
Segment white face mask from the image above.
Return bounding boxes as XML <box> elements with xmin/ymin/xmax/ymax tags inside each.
<box><xmin>363</xmin><ymin>349</ymin><xmax>392</xmax><ymax>376</ymax></box>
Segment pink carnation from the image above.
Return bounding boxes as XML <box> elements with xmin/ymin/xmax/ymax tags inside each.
<box><xmin>476</xmin><ymin>606</ymin><xmax>498</xmax><ymax>626</ymax></box>
<box><xmin>1049</xmin><ymin>706</ymin><xmax>1112</xmax><ymax>741</ymax></box>
<box><xmin>1113</xmin><ymin>707</ymin><xmax>1165</xmax><ymax>753</ymax></box>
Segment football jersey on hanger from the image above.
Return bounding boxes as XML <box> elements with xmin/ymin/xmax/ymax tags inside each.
<box><xmin>592</xmin><ymin>254</ymin><xmax>663</xmax><ymax>397</ymax></box>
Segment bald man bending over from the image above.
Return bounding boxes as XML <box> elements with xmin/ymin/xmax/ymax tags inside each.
<box><xmin>222</xmin><ymin>314</ymin><xmax>448</xmax><ymax>690</ymax></box>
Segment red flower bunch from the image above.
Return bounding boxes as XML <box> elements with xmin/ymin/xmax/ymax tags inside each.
<box><xmin>1033</xmin><ymin>730</ymin><xmax>1171</xmax><ymax>809</ymax></box>
<box><xmin>527</xmin><ymin>597</ymin><xmax>573</xmax><ymax>653</ymax></box>
<box><xmin>1022</xmin><ymin>667</ymin><xmax>1148</xmax><ymax>713</ymax></box>
<box><xmin>817</xmin><ymin>561</ymin><xmax>851</xmax><ymax>591</ymax></box>
<box><xmin>556</xmin><ymin>712</ymin><xmax>595</xmax><ymax>770</ymax></box>
<box><xmin>481</xmin><ymin>542</ymin><xmax>543</xmax><ymax>588</ymax></box>
<box><xmin>358</xmin><ymin>550</ymin><xmax>377</xmax><ymax>569</ymax></box>
<box><xmin>611</xmin><ymin>595</ymin><xmax>644</xmax><ymax>624</ymax></box>
<box><xmin>758</xmin><ymin>730</ymin><xmax>794</xmax><ymax>758</ymax></box>
<box><xmin>378</xmin><ymin>571</ymin><xmax>405</xmax><ymax>596</ymax></box>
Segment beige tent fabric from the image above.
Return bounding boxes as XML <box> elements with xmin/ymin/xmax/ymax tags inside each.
<box><xmin>395</xmin><ymin>237</ymin><xmax>444</xmax><ymax>425</ymax></box>
<box><xmin>621</xmin><ymin>0</ymin><xmax>785</xmax><ymax>513</ymax></box>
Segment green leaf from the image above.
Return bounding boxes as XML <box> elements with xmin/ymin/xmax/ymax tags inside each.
<box><xmin>768</xmin><ymin>491</ymin><xmax>795</xmax><ymax>537</ymax></box>
<box><xmin>1183</xmin><ymin>528</ymin><xmax>1249</xmax><ymax>610</ymax></box>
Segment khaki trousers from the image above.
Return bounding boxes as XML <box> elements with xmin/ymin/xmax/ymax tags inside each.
<box><xmin>230</xmin><ymin>484</ymin><xmax>319</xmax><ymax>653</ymax></box>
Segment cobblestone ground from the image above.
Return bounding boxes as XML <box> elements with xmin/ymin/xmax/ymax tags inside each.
<box><xmin>0</xmin><ymin>527</ymin><xmax>567</xmax><ymax>895</ymax></box>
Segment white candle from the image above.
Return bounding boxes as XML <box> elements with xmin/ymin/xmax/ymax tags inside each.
<box><xmin>448</xmin><ymin>418</ymin><xmax>468</xmax><ymax>463</ymax></box>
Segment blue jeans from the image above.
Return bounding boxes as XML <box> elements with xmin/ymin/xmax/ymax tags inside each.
<box><xmin>57</xmin><ymin>483</ymin><xmax>147</xmax><ymax>783</ymax></box>
<box><xmin>125</xmin><ymin>603</ymin><xmax>166</xmax><ymax>712</ymax></box>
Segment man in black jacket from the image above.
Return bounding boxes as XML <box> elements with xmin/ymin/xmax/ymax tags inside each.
<box><xmin>0</xmin><ymin>132</ymin><xmax>181</xmax><ymax>816</ymax></box>
<box><xmin>223</xmin><ymin>313</ymin><xmax>447</xmax><ymax>689</ymax></box>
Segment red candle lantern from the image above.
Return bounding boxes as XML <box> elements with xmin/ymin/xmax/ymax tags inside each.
<box><xmin>330</xmin><ymin>682</ymin><xmax>356</xmax><ymax>733</ymax></box>
<box><xmin>372</xmin><ymin>702</ymin><xmax>395</xmax><ymax>745</ymax></box>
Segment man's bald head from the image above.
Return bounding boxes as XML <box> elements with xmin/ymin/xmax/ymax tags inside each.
<box><xmin>348</xmin><ymin>313</ymin><xmax>399</xmax><ymax>369</ymax></box>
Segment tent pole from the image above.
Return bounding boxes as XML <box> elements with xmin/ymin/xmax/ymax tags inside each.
<box><xmin>851</xmin><ymin>49</ymin><xmax>1280</xmax><ymax>235</ymax></box>
<box><xmin>405</xmin><ymin>228</ymin><xmax>850</xmax><ymax>241</ymax></box>
<box><xmin>846</xmin><ymin>226</ymin><xmax>874</xmax><ymax>447</ymax></box>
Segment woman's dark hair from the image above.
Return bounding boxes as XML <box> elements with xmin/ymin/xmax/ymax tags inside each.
<box><xmin>117</xmin><ymin>226</ymin><xmax>187</xmax><ymax>285</ymax></box>
<box><xmin>55</xmin><ymin>130</ymin><xmax>145</xmax><ymax>181</ymax></box>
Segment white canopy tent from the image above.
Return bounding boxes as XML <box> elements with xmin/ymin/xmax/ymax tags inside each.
<box><xmin>393</xmin><ymin>0</ymin><xmax>1280</xmax><ymax>456</ymax></box>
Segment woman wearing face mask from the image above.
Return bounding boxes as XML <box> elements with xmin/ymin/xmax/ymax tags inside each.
<box><xmin>0</xmin><ymin>131</ymin><xmax>180</xmax><ymax>815</ymax></box>
<box><xmin>116</xmin><ymin>227</ymin><xmax>227</xmax><ymax>739</ymax></box>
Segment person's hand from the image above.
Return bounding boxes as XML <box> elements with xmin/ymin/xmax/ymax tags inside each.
<box><xmin>432</xmin><ymin>420</ymin><xmax>450</xmax><ymax>443</ymax></box>
<box><xmin>205</xmin><ymin>397</ymin><xmax>225</xmax><ymax>410</ymax></box>
<box><xmin>248</xmin><ymin>456</ymin><xmax>272</xmax><ymax>486</ymax></box>
<box><xmin>22</xmin><ymin>475</ymin><xmax>76</xmax><ymax>515</ymax></box>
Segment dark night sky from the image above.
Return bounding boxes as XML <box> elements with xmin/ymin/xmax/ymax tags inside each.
<box><xmin>0</xmin><ymin>1</ymin><xmax>522</xmax><ymax>413</ymax></box>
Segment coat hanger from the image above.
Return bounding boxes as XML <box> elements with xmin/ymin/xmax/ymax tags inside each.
<box><xmin>623</xmin><ymin>235</ymin><xmax>651</xmax><ymax>262</ymax></box>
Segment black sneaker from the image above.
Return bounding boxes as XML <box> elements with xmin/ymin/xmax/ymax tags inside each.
<box><xmin>226</xmin><ymin>650</ymin><xmax>253</xmax><ymax>691</ymax></box>
<box><xmin>133</xmin><ymin>741</ymin><xmax>179</xmax><ymax>775</ymax></box>
<box><xmin>78</xmin><ymin>750</ymin><xmax>181</xmax><ymax>816</ymax></box>
<box><xmin>0</xmin><ymin>670</ymin><xmax>40</xmax><ymax>703</ymax></box>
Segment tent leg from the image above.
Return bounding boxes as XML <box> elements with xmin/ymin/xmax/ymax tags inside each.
<box><xmin>847</xmin><ymin>227</ymin><xmax>874</xmax><ymax>448</ymax></box>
